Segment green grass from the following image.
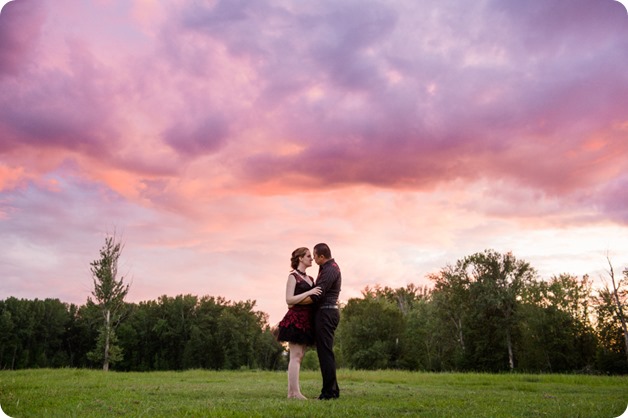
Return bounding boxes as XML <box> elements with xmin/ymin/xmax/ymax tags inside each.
<box><xmin>0</xmin><ymin>369</ymin><xmax>626</xmax><ymax>417</ymax></box>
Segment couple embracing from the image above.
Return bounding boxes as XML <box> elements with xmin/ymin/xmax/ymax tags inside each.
<box><xmin>276</xmin><ymin>243</ymin><xmax>341</xmax><ymax>400</ymax></box>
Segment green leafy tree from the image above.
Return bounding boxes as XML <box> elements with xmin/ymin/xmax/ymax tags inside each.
<box><xmin>87</xmin><ymin>234</ymin><xmax>130</xmax><ymax>371</ymax></box>
<box><xmin>338</xmin><ymin>295</ymin><xmax>404</xmax><ymax>369</ymax></box>
<box><xmin>145</xmin><ymin>295</ymin><xmax>191</xmax><ymax>370</ymax></box>
<box><xmin>429</xmin><ymin>264</ymin><xmax>472</xmax><ymax>367</ymax></box>
<box><xmin>0</xmin><ymin>298</ymin><xmax>73</xmax><ymax>369</ymax></box>
<box><xmin>3</xmin><ymin>297</ymin><xmax>37</xmax><ymax>368</ymax></box>
<box><xmin>517</xmin><ymin>274</ymin><xmax>598</xmax><ymax>372</ymax></box>
<box><xmin>36</xmin><ymin>299</ymin><xmax>72</xmax><ymax>367</ymax></box>
<box><xmin>429</xmin><ymin>250</ymin><xmax>536</xmax><ymax>371</ymax></box>
<box><xmin>400</xmin><ymin>297</ymin><xmax>448</xmax><ymax>371</ymax></box>
<box><xmin>0</xmin><ymin>299</ymin><xmax>17</xmax><ymax>369</ymax></box>
<box><xmin>188</xmin><ymin>296</ymin><xmax>225</xmax><ymax>369</ymax></box>
<box><xmin>361</xmin><ymin>284</ymin><xmax>428</xmax><ymax>316</ymax></box>
<box><xmin>69</xmin><ymin>302</ymin><xmax>102</xmax><ymax>368</ymax></box>
<box><xmin>465</xmin><ymin>251</ymin><xmax>536</xmax><ymax>370</ymax></box>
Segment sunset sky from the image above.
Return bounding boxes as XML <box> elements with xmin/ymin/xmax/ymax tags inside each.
<box><xmin>1</xmin><ymin>0</ymin><xmax>627</xmax><ymax>324</ymax></box>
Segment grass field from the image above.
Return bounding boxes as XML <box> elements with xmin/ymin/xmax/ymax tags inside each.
<box><xmin>0</xmin><ymin>368</ymin><xmax>626</xmax><ymax>417</ymax></box>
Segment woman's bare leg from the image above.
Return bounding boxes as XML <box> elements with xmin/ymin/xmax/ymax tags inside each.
<box><xmin>287</xmin><ymin>343</ymin><xmax>307</xmax><ymax>399</ymax></box>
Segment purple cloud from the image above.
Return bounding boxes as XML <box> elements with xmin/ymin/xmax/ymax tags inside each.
<box><xmin>163</xmin><ymin>116</ymin><xmax>229</xmax><ymax>157</ymax></box>
<box><xmin>0</xmin><ymin>0</ymin><xmax>45</xmax><ymax>76</ymax></box>
<box><xmin>0</xmin><ymin>0</ymin><xmax>626</xmax><ymax>220</ymax></box>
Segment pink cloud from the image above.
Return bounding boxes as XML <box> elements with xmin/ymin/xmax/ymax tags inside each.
<box><xmin>1</xmin><ymin>0</ymin><xmax>625</xmax><ymax>205</ymax></box>
<box><xmin>2</xmin><ymin>0</ymin><xmax>628</xmax><ymax>322</ymax></box>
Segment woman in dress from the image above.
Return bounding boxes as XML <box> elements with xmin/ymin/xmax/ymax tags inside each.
<box><xmin>276</xmin><ymin>247</ymin><xmax>322</xmax><ymax>399</ymax></box>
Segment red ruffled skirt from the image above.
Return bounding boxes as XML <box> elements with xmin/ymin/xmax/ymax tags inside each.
<box><xmin>276</xmin><ymin>305</ymin><xmax>314</xmax><ymax>345</ymax></box>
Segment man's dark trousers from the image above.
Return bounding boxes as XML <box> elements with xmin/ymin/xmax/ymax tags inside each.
<box><xmin>315</xmin><ymin>307</ymin><xmax>340</xmax><ymax>399</ymax></box>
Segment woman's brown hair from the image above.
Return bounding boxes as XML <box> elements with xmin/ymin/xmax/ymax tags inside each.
<box><xmin>290</xmin><ymin>247</ymin><xmax>309</xmax><ymax>270</ymax></box>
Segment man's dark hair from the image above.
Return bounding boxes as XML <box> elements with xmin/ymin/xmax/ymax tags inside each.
<box><xmin>313</xmin><ymin>243</ymin><xmax>331</xmax><ymax>259</ymax></box>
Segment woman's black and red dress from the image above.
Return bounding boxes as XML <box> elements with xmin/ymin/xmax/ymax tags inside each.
<box><xmin>277</xmin><ymin>272</ymin><xmax>315</xmax><ymax>346</ymax></box>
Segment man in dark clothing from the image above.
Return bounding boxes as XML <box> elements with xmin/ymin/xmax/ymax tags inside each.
<box><xmin>309</xmin><ymin>243</ymin><xmax>341</xmax><ymax>400</ymax></box>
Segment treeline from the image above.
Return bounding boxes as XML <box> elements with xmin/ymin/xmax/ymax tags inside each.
<box><xmin>336</xmin><ymin>250</ymin><xmax>627</xmax><ymax>374</ymax></box>
<box><xmin>0</xmin><ymin>295</ymin><xmax>284</xmax><ymax>371</ymax></box>
<box><xmin>1</xmin><ymin>249</ymin><xmax>626</xmax><ymax>374</ymax></box>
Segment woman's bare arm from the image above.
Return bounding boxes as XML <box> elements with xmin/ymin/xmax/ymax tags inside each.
<box><xmin>285</xmin><ymin>274</ymin><xmax>321</xmax><ymax>305</ymax></box>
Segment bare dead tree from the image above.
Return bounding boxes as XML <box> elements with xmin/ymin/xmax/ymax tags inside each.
<box><xmin>606</xmin><ymin>256</ymin><xmax>628</xmax><ymax>361</ymax></box>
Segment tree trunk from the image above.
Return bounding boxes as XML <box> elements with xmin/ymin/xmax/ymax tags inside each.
<box><xmin>11</xmin><ymin>345</ymin><xmax>17</xmax><ymax>370</ymax></box>
<box><xmin>103</xmin><ymin>309</ymin><xmax>110</xmax><ymax>372</ymax></box>
<box><xmin>505</xmin><ymin>307</ymin><xmax>515</xmax><ymax>371</ymax></box>
<box><xmin>452</xmin><ymin>317</ymin><xmax>465</xmax><ymax>352</ymax></box>
<box><xmin>506</xmin><ymin>329</ymin><xmax>514</xmax><ymax>371</ymax></box>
